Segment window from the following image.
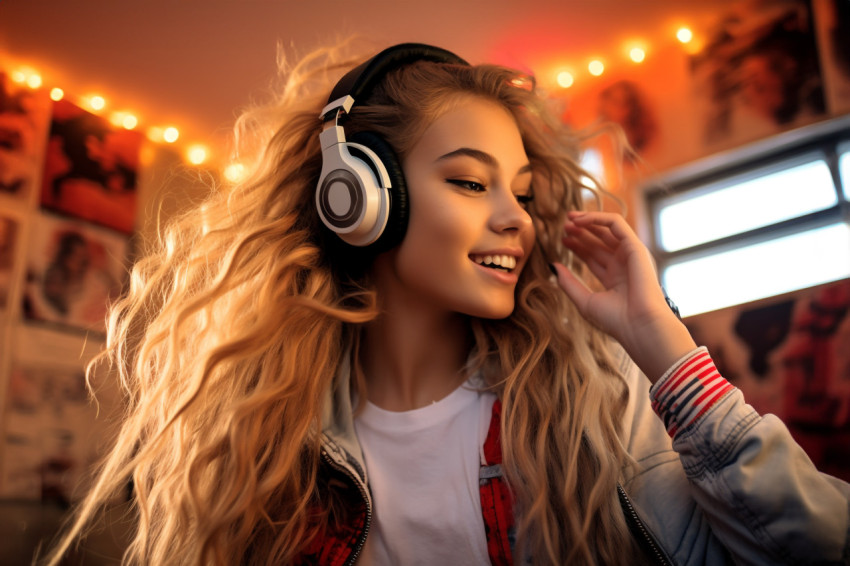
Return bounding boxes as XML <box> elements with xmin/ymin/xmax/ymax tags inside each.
<box><xmin>840</xmin><ymin>143</ymin><xmax>850</xmax><ymax>199</ymax></box>
<box><xmin>647</xmin><ymin>118</ymin><xmax>850</xmax><ymax>317</ymax></box>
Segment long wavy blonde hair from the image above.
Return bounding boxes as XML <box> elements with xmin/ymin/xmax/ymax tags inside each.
<box><xmin>46</xmin><ymin>42</ymin><xmax>643</xmax><ymax>565</ymax></box>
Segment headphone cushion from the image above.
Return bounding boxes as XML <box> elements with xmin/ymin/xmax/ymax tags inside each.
<box><xmin>350</xmin><ymin>131</ymin><xmax>408</xmax><ymax>251</ymax></box>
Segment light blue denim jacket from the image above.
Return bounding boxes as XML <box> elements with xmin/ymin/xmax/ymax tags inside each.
<box><xmin>320</xmin><ymin>347</ymin><xmax>850</xmax><ymax>565</ymax></box>
<box><xmin>618</xmin><ymin>346</ymin><xmax>850</xmax><ymax>565</ymax></box>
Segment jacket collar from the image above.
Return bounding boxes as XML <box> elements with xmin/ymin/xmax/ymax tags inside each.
<box><xmin>320</xmin><ymin>346</ymin><xmax>370</xmax><ymax>490</ymax></box>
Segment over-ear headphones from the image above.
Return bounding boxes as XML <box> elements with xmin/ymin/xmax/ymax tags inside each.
<box><xmin>316</xmin><ymin>43</ymin><xmax>468</xmax><ymax>249</ymax></box>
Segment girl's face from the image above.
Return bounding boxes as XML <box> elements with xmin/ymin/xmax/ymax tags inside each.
<box><xmin>373</xmin><ymin>96</ymin><xmax>535</xmax><ymax>319</ymax></box>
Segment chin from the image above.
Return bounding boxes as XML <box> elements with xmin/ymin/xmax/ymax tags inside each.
<box><xmin>465</xmin><ymin>301</ymin><xmax>516</xmax><ymax>320</ymax></box>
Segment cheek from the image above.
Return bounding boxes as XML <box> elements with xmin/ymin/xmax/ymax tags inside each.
<box><xmin>408</xmin><ymin>196</ymin><xmax>474</xmax><ymax>251</ymax></box>
<box><xmin>392</xmin><ymin>200</ymin><xmax>478</xmax><ymax>289</ymax></box>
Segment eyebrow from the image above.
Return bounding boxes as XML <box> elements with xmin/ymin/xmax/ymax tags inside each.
<box><xmin>436</xmin><ymin>147</ymin><xmax>532</xmax><ymax>176</ymax></box>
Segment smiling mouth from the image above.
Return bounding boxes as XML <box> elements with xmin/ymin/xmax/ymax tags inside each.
<box><xmin>470</xmin><ymin>254</ymin><xmax>517</xmax><ymax>272</ymax></box>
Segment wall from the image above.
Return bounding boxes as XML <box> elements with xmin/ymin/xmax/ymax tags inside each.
<box><xmin>0</xmin><ymin>74</ymin><xmax>210</xmax><ymax>563</ymax></box>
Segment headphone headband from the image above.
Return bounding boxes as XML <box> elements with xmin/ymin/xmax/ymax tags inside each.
<box><xmin>321</xmin><ymin>43</ymin><xmax>469</xmax><ymax>121</ymax></box>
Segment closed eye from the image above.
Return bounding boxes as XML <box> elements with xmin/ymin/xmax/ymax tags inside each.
<box><xmin>446</xmin><ymin>179</ymin><xmax>485</xmax><ymax>192</ymax></box>
<box><xmin>515</xmin><ymin>194</ymin><xmax>534</xmax><ymax>205</ymax></box>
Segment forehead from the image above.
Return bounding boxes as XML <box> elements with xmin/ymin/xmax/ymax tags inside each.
<box><xmin>409</xmin><ymin>96</ymin><xmax>527</xmax><ymax>164</ymax></box>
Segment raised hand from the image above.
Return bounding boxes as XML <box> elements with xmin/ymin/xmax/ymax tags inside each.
<box><xmin>551</xmin><ymin>211</ymin><xmax>697</xmax><ymax>382</ymax></box>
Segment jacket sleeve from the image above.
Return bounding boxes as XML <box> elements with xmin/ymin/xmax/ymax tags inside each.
<box><xmin>648</xmin><ymin>346</ymin><xmax>850</xmax><ymax>565</ymax></box>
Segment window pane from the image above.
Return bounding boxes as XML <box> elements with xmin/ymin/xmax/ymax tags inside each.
<box><xmin>662</xmin><ymin>223</ymin><xmax>850</xmax><ymax>317</ymax></box>
<box><xmin>658</xmin><ymin>159</ymin><xmax>838</xmax><ymax>252</ymax></box>
<box><xmin>841</xmin><ymin>150</ymin><xmax>850</xmax><ymax>199</ymax></box>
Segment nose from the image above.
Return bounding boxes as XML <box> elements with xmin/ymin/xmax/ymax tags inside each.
<box><xmin>490</xmin><ymin>188</ymin><xmax>533</xmax><ymax>234</ymax></box>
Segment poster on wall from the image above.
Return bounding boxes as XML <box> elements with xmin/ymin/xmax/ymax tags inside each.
<box><xmin>22</xmin><ymin>213</ymin><xmax>127</xmax><ymax>332</ymax></box>
<box><xmin>0</xmin><ymin>212</ymin><xmax>20</xmax><ymax>310</ymax></box>
<box><xmin>0</xmin><ymin>363</ymin><xmax>114</xmax><ymax>502</ymax></box>
<box><xmin>556</xmin><ymin>53</ymin><xmax>685</xmax><ymax>224</ymax></box>
<box><xmin>40</xmin><ymin>98</ymin><xmax>141</xmax><ymax>234</ymax></box>
<box><xmin>690</xmin><ymin>0</ymin><xmax>827</xmax><ymax>149</ymax></box>
<box><xmin>684</xmin><ymin>278</ymin><xmax>850</xmax><ymax>482</ymax></box>
<box><xmin>0</xmin><ymin>72</ymin><xmax>51</xmax><ymax>200</ymax></box>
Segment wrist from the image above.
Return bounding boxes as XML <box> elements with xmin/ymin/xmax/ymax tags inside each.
<box><xmin>624</xmin><ymin>313</ymin><xmax>697</xmax><ymax>384</ymax></box>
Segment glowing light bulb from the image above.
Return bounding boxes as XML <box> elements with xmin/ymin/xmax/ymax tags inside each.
<box><xmin>224</xmin><ymin>162</ymin><xmax>245</xmax><ymax>183</ymax></box>
<box><xmin>677</xmin><ymin>27</ymin><xmax>693</xmax><ymax>43</ymax></box>
<box><xmin>629</xmin><ymin>48</ymin><xmax>646</xmax><ymax>63</ymax></box>
<box><xmin>556</xmin><ymin>71</ymin><xmax>574</xmax><ymax>88</ymax></box>
<box><xmin>89</xmin><ymin>96</ymin><xmax>106</xmax><ymax>111</ymax></box>
<box><xmin>49</xmin><ymin>88</ymin><xmax>64</xmax><ymax>101</ymax></box>
<box><xmin>122</xmin><ymin>114</ymin><xmax>138</xmax><ymax>130</ymax></box>
<box><xmin>163</xmin><ymin>127</ymin><xmax>179</xmax><ymax>143</ymax></box>
<box><xmin>25</xmin><ymin>74</ymin><xmax>42</xmax><ymax>89</ymax></box>
<box><xmin>187</xmin><ymin>145</ymin><xmax>208</xmax><ymax>165</ymax></box>
<box><xmin>588</xmin><ymin>60</ymin><xmax>605</xmax><ymax>77</ymax></box>
<box><xmin>10</xmin><ymin>70</ymin><xmax>26</xmax><ymax>84</ymax></box>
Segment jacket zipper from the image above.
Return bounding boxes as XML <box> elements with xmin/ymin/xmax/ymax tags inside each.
<box><xmin>320</xmin><ymin>449</ymin><xmax>372</xmax><ymax>566</ymax></box>
<box><xmin>617</xmin><ymin>484</ymin><xmax>674</xmax><ymax>566</ymax></box>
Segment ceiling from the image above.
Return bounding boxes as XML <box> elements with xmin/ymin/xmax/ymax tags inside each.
<box><xmin>0</xmin><ymin>0</ymin><xmax>737</xmax><ymax>162</ymax></box>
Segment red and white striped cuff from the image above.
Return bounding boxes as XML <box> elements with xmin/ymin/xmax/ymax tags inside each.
<box><xmin>650</xmin><ymin>347</ymin><xmax>736</xmax><ymax>437</ymax></box>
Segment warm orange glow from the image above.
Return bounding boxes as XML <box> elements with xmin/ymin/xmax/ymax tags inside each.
<box><xmin>10</xmin><ymin>70</ymin><xmax>26</xmax><ymax>84</ymax></box>
<box><xmin>147</xmin><ymin>126</ymin><xmax>164</xmax><ymax>142</ymax></box>
<box><xmin>139</xmin><ymin>144</ymin><xmax>157</xmax><ymax>167</ymax></box>
<box><xmin>187</xmin><ymin>145</ymin><xmax>208</xmax><ymax>165</ymax></box>
<box><xmin>556</xmin><ymin>71</ymin><xmax>574</xmax><ymax>88</ymax></box>
<box><xmin>49</xmin><ymin>87</ymin><xmax>64</xmax><ymax>101</ymax></box>
<box><xmin>89</xmin><ymin>95</ymin><xmax>106</xmax><ymax>111</ymax></box>
<box><xmin>109</xmin><ymin>112</ymin><xmax>138</xmax><ymax>130</ymax></box>
<box><xmin>629</xmin><ymin>47</ymin><xmax>646</xmax><ymax>63</ymax></box>
<box><xmin>588</xmin><ymin>60</ymin><xmax>605</xmax><ymax>76</ymax></box>
<box><xmin>684</xmin><ymin>36</ymin><xmax>704</xmax><ymax>55</ymax></box>
<box><xmin>224</xmin><ymin>162</ymin><xmax>245</xmax><ymax>183</ymax></box>
<box><xmin>163</xmin><ymin>127</ymin><xmax>179</xmax><ymax>143</ymax></box>
<box><xmin>677</xmin><ymin>27</ymin><xmax>693</xmax><ymax>43</ymax></box>
<box><xmin>25</xmin><ymin>74</ymin><xmax>42</xmax><ymax>89</ymax></box>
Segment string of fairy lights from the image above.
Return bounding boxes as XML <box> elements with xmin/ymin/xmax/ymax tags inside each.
<box><xmin>552</xmin><ymin>26</ymin><xmax>695</xmax><ymax>88</ymax></box>
<box><xmin>6</xmin><ymin>26</ymin><xmax>697</xmax><ymax>184</ymax></box>
<box><xmin>6</xmin><ymin>69</ymin><xmax>213</xmax><ymax>174</ymax></box>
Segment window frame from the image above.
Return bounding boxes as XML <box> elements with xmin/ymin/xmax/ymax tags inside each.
<box><xmin>644</xmin><ymin>115</ymin><xmax>850</xmax><ymax>316</ymax></box>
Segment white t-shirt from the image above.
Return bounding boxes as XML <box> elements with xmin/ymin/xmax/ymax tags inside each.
<box><xmin>353</xmin><ymin>379</ymin><xmax>497</xmax><ymax>565</ymax></box>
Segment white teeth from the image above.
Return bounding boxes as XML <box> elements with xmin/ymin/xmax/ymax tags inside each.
<box><xmin>471</xmin><ymin>254</ymin><xmax>517</xmax><ymax>271</ymax></box>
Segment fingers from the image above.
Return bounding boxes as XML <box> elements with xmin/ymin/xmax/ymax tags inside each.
<box><xmin>566</xmin><ymin>212</ymin><xmax>622</xmax><ymax>249</ymax></box>
<box><xmin>562</xmin><ymin>210</ymin><xmax>659</xmax><ymax>290</ymax></box>
<box><xmin>562</xmin><ymin>212</ymin><xmax>625</xmax><ymax>280</ymax></box>
<box><xmin>561</xmin><ymin>231</ymin><xmax>609</xmax><ymax>281</ymax></box>
<box><xmin>563</xmin><ymin>211</ymin><xmax>647</xmax><ymax>263</ymax></box>
<box><xmin>566</xmin><ymin>211</ymin><xmax>636</xmax><ymax>244</ymax></box>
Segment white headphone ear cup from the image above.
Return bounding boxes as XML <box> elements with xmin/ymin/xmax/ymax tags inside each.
<box><xmin>316</xmin><ymin>134</ymin><xmax>391</xmax><ymax>246</ymax></box>
<box><xmin>349</xmin><ymin>131</ymin><xmax>408</xmax><ymax>251</ymax></box>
